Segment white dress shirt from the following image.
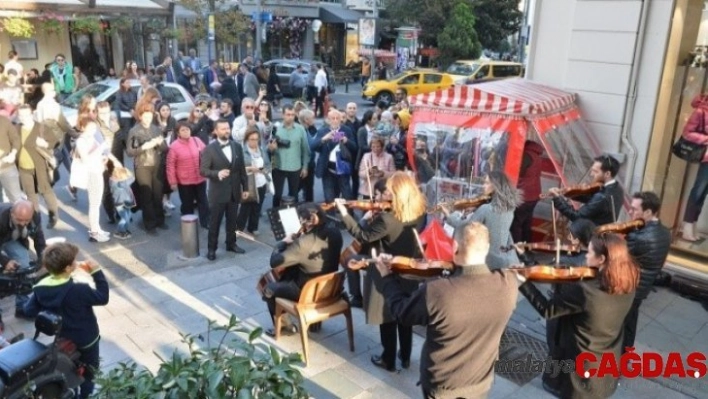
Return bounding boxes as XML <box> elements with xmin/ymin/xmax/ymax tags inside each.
<box><xmin>219</xmin><ymin>140</ymin><xmax>232</xmax><ymax>163</ymax></box>
<box><xmin>315</xmin><ymin>69</ymin><xmax>328</xmax><ymax>92</ymax></box>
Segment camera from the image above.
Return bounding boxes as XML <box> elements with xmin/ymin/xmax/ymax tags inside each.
<box><xmin>270</xmin><ymin>135</ymin><xmax>291</xmax><ymax>148</ymax></box>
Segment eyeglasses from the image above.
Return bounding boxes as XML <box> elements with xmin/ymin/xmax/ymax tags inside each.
<box><xmin>244</xmin><ymin>105</ymin><xmax>255</xmax><ymax>109</ymax></box>
<box><xmin>194</xmin><ymin>109</ymin><xmax>202</xmax><ymax>114</ymax></box>
<box><xmin>260</xmin><ymin>102</ymin><xmax>269</xmax><ymax>106</ymax></box>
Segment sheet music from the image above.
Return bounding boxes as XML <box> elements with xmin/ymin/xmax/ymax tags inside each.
<box><xmin>279</xmin><ymin>208</ymin><xmax>301</xmax><ymax>237</ymax></box>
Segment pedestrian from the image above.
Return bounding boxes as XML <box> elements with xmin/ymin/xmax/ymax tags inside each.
<box><xmin>24</xmin><ymin>242</ymin><xmax>109</xmax><ymax>399</ymax></box>
<box><xmin>110</xmin><ymin>166</ymin><xmax>136</xmax><ymax>239</ymax></box>
<box><xmin>200</xmin><ymin>119</ymin><xmax>250</xmax><ymax>260</ymax></box>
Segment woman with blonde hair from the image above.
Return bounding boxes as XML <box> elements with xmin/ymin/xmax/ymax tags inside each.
<box><xmin>517</xmin><ymin>233</ymin><xmax>639</xmax><ymax>398</ymax></box>
<box><xmin>336</xmin><ymin>171</ymin><xmax>426</xmax><ymax>372</ymax></box>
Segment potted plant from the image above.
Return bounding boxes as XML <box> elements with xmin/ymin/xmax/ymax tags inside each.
<box><xmin>70</xmin><ymin>16</ymin><xmax>102</xmax><ymax>35</ymax></box>
<box><xmin>37</xmin><ymin>13</ymin><xmax>65</xmax><ymax>36</ymax></box>
<box><xmin>93</xmin><ymin>315</ymin><xmax>310</xmax><ymax>398</ymax></box>
<box><xmin>1</xmin><ymin>16</ymin><xmax>35</xmax><ymax>38</ymax></box>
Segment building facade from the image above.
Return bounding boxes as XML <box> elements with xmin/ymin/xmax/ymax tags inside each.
<box><xmin>527</xmin><ymin>0</ymin><xmax>708</xmax><ymax>278</ymax></box>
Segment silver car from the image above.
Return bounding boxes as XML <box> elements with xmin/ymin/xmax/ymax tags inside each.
<box><xmin>262</xmin><ymin>59</ymin><xmax>335</xmax><ymax>97</ymax></box>
<box><xmin>60</xmin><ymin>79</ymin><xmax>195</xmax><ymax>127</ymax></box>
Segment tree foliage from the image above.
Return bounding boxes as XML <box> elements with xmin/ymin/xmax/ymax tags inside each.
<box><xmin>177</xmin><ymin>0</ymin><xmax>250</xmax><ymax>45</ymax></box>
<box><xmin>437</xmin><ymin>1</ymin><xmax>482</xmax><ymax>68</ymax></box>
<box><xmin>384</xmin><ymin>0</ymin><xmax>522</xmax><ymax>51</ymax></box>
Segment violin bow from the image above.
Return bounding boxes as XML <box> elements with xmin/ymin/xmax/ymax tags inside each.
<box><xmin>412</xmin><ymin>229</ymin><xmax>427</xmax><ymax>260</ymax></box>
<box><xmin>551</xmin><ymin>201</ymin><xmax>559</xmax><ymax>266</ymax></box>
<box><xmin>366</xmin><ymin>157</ymin><xmax>374</xmax><ymax>202</ymax></box>
<box><xmin>235</xmin><ymin>231</ymin><xmax>274</xmax><ymax>248</ymax></box>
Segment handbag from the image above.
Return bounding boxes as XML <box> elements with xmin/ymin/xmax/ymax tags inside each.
<box><xmin>243</xmin><ymin>173</ymin><xmax>259</xmax><ymax>203</ymax></box>
<box><xmin>673</xmin><ymin>110</ymin><xmax>708</xmax><ymax>163</ymax></box>
<box><xmin>335</xmin><ymin>149</ymin><xmax>352</xmax><ymax>176</ymax></box>
<box><xmin>69</xmin><ymin>154</ymin><xmax>88</xmax><ymax>190</ymax></box>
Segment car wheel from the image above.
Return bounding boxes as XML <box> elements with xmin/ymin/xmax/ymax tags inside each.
<box><xmin>375</xmin><ymin>91</ymin><xmax>393</xmax><ymax>105</ymax></box>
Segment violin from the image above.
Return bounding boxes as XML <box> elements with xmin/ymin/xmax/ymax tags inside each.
<box><xmin>500</xmin><ymin>241</ymin><xmax>581</xmax><ymax>254</ymax></box>
<box><xmin>428</xmin><ymin>195</ymin><xmax>492</xmax><ymax>214</ymax></box>
<box><xmin>595</xmin><ymin>219</ymin><xmax>645</xmax><ymax>235</ymax></box>
<box><xmin>321</xmin><ymin>200</ymin><xmax>392</xmax><ymax>212</ymax></box>
<box><xmin>340</xmin><ymin>239</ymin><xmax>362</xmax><ymax>268</ymax></box>
<box><xmin>539</xmin><ymin>182</ymin><xmax>603</xmax><ymax>200</ymax></box>
<box><xmin>508</xmin><ymin>265</ymin><xmax>598</xmax><ymax>283</ymax></box>
<box><xmin>349</xmin><ymin>256</ymin><xmax>455</xmax><ymax>278</ymax></box>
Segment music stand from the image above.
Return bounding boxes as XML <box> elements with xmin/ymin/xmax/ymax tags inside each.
<box><xmin>267</xmin><ymin>206</ymin><xmax>300</xmax><ymax>241</ymax></box>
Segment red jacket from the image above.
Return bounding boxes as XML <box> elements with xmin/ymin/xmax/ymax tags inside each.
<box><xmin>682</xmin><ymin>94</ymin><xmax>708</xmax><ymax>163</ymax></box>
<box><xmin>166</xmin><ymin>137</ymin><xmax>206</xmax><ymax>186</ymax></box>
<box><xmin>517</xmin><ymin>140</ymin><xmax>544</xmax><ymax>201</ymax></box>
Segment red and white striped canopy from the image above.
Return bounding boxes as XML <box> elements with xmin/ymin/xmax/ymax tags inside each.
<box><xmin>409</xmin><ymin>78</ymin><xmax>577</xmax><ymax>115</ymax></box>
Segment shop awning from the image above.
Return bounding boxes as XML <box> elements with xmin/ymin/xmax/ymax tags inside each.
<box><xmin>319</xmin><ymin>3</ymin><xmax>365</xmax><ymax>24</ymax></box>
<box><xmin>0</xmin><ymin>0</ymin><xmax>170</xmax><ymax>15</ymax></box>
<box><xmin>357</xmin><ymin>49</ymin><xmax>397</xmax><ymax>59</ymax></box>
<box><xmin>410</xmin><ymin>78</ymin><xmax>577</xmax><ymax>115</ymax></box>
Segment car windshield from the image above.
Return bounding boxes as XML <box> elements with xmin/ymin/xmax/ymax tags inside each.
<box><xmin>446</xmin><ymin>62</ymin><xmax>480</xmax><ymax>75</ymax></box>
<box><xmin>61</xmin><ymin>83</ymin><xmax>112</xmax><ymax>109</ymax></box>
<box><xmin>388</xmin><ymin>72</ymin><xmax>409</xmax><ymax>81</ymax></box>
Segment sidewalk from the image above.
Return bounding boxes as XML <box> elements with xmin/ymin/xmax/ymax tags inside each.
<box><xmin>2</xmin><ymin>223</ymin><xmax>704</xmax><ymax>398</ymax></box>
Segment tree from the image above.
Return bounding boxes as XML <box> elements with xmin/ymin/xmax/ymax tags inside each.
<box><xmin>437</xmin><ymin>1</ymin><xmax>482</xmax><ymax>68</ymax></box>
<box><xmin>177</xmin><ymin>0</ymin><xmax>250</xmax><ymax>46</ymax></box>
<box><xmin>384</xmin><ymin>0</ymin><xmax>522</xmax><ymax>51</ymax></box>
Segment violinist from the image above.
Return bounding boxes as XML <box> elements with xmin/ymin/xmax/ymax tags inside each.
<box><xmin>516</xmin><ymin>234</ymin><xmax>639</xmax><ymax>398</ymax></box>
<box><xmin>622</xmin><ymin>192</ymin><xmax>671</xmax><ymax>350</ymax></box>
<box><xmin>373</xmin><ymin>222</ymin><xmax>518</xmax><ymax>398</ymax></box>
<box><xmin>345</xmin><ymin>178</ymin><xmax>389</xmax><ymax>308</ymax></box>
<box><xmin>442</xmin><ymin>171</ymin><xmax>520</xmax><ymax>269</ymax></box>
<box><xmin>336</xmin><ymin>172</ymin><xmax>426</xmax><ymax>372</ymax></box>
<box><xmin>262</xmin><ymin>203</ymin><xmax>342</xmax><ymax>337</ymax></box>
<box><xmin>548</xmin><ymin>155</ymin><xmax>624</xmax><ymax>226</ymax></box>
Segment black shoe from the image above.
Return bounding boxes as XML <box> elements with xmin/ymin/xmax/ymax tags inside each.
<box><xmin>348</xmin><ymin>295</ymin><xmax>363</xmax><ymax>308</ymax></box>
<box><xmin>146</xmin><ymin>229</ymin><xmax>158</xmax><ymax>236</ymax></box>
<box><xmin>47</xmin><ymin>214</ymin><xmax>58</xmax><ymax>229</ymax></box>
<box><xmin>207</xmin><ymin>251</ymin><xmax>216</xmax><ymax>261</ymax></box>
<box><xmin>371</xmin><ymin>355</ymin><xmax>396</xmax><ymax>372</ymax></box>
<box><xmin>157</xmin><ymin>223</ymin><xmax>169</xmax><ymax>230</ymax></box>
<box><xmin>265</xmin><ymin>325</ymin><xmax>298</xmax><ymax>337</ymax></box>
<box><xmin>226</xmin><ymin>244</ymin><xmax>245</xmax><ymax>254</ymax></box>
<box><xmin>14</xmin><ymin>309</ymin><xmax>34</xmax><ymax>321</ymax></box>
<box><xmin>398</xmin><ymin>350</ymin><xmax>410</xmax><ymax>369</ymax></box>
<box><xmin>309</xmin><ymin>322</ymin><xmax>322</xmax><ymax>333</ymax></box>
<box><xmin>542</xmin><ymin>380</ymin><xmax>562</xmax><ymax>398</ymax></box>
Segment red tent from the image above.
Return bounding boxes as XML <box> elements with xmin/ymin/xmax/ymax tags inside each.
<box><xmin>407</xmin><ymin>78</ymin><xmax>608</xmax><ymax>190</ymax></box>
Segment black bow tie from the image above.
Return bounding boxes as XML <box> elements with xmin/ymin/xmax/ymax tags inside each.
<box><xmin>219</xmin><ymin>142</ymin><xmax>230</xmax><ymax>148</ymax></box>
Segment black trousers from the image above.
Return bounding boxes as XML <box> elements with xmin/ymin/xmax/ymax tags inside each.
<box><xmin>299</xmin><ymin>164</ymin><xmax>315</xmax><ymax>202</ymax></box>
<box><xmin>380</xmin><ymin>321</ymin><xmax>412</xmax><ymax>367</ymax></box>
<box><xmin>511</xmin><ymin>200</ymin><xmax>538</xmax><ymax>243</ymax></box>
<box><xmin>102</xmin><ymin>160</ymin><xmax>116</xmax><ymax>222</ymax></box>
<box><xmin>177</xmin><ymin>182</ymin><xmax>210</xmax><ymax>228</ymax></box>
<box><xmin>78</xmin><ymin>339</ymin><xmax>100</xmax><ymax>398</ymax></box>
<box><xmin>347</xmin><ymin>269</ymin><xmax>362</xmax><ymax>299</ymax></box>
<box><xmin>237</xmin><ymin>185</ymin><xmax>267</xmax><ymax>233</ymax></box>
<box><xmin>265</xmin><ymin>279</ymin><xmax>301</xmax><ymax>321</ymax></box>
<box><xmin>622</xmin><ymin>298</ymin><xmax>643</xmax><ymax>350</ymax></box>
<box><xmin>208</xmin><ymin>201</ymin><xmax>239</xmax><ymax>252</ymax></box>
<box><xmin>315</xmin><ymin>89</ymin><xmax>326</xmax><ymax>118</ymax></box>
<box><xmin>272</xmin><ymin>169</ymin><xmax>300</xmax><ymax>208</ymax></box>
<box><xmin>114</xmin><ymin>120</ymin><xmax>133</xmax><ymax>165</ymax></box>
<box><xmin>134</xmin><ymin>166</ymin><xmax>165</xmax><ymax>230</ymax></box>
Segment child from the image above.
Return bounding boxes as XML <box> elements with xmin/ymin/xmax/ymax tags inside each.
<box><xmin>110</xmin><ymin>166</ymin><xmax>136</xmax><ymax>239</ymax></box>
<box><xmin>24</xmin><ymin>243</ymin><xmax>109</xmax><ymax>399</ymax></box>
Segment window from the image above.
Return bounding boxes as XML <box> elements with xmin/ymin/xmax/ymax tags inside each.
<box><xmin>446</xmin><ymin>62</ymin><xmax>480</xmax><ymax>75</ymax></box>
<box><xmin>493</xmin><ymin>65</ymin><xmax>522</xmax><ymax>78</ymax></box>
<box><xmin>423</xmin><ymin>74</ymin><xmax>443</xmax><ymax>84</ymax></box>
<box><xmin>474</xmin><ymin>65</ymin><xmax>490</xmax><ymax>79</ymax></box>
<box><xmin>159</xmin><ymin>86</ymin><xmax>186</xmax><ymax>104</ymax></box>
<box><xmin>276</xmin><ymin>64</ymin><xmax>295</xmax><ymax>75</ymax></box>
<box><xmin>399</xmin><ymin>74</ymin><xmax>420</xmax><ymax>85</ymax></box>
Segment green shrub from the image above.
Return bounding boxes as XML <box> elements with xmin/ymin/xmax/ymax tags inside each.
<box><xmin>92</xmin><ymin>315</ymin><xmax>309</xmax><ymax>399</ymax></box>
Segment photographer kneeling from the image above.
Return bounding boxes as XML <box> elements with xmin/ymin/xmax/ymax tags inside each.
<box><xmin>267</xmin><ymin>104</ymin><xmax>311</xmax><ymax>208</ymax></box>
<box><xmin>0</xmin><ymin>200</ymin><xmax>46</xmax><ymax>322</ymax></box>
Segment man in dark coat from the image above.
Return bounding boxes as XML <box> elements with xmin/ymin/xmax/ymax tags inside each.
<box><xmin>0</xmin><ymin>200</ymin><xmax>46</xmax><ymax>320</ymax></box>
<box><xmin>549</xmin><ymin>154</ymin><xmax>624</xmax><ymax>227</ymax></box>
<box><xmin>218</xmin><ymin>74</ymin><xmax>241</xmax><ymax>117</ymax></box>
<box><xmin>623</xmin><ymin>191</ymin><xmax>671</xmax><ymax>349</ymax></box>
<box><xmin>199</xmin><ymin>119</ymin><xmax>249</xmax><ymax>260</ymax></box>
<box><xmin>311</xmin><ymin>109</ymin><xmax>357</xmax><ymax>203</ymax></box>
<box><xmin>375</xmin><ymin>222</ymin><xmax>518</xmax><ymax>397</ymax></box>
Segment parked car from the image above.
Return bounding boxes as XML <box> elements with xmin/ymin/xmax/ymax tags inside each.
<box><xmin>262</xmin><ymin>59</ymin><xmax>335</xmax><ymax>97</ymax></box>
<box><xmin>446</xmin><ymin>60</ymin><xmax>524</xmax><ymax>84</ymax></box>
<box><xmin>60</xmin><ymin>79</ymin><xmax>195</xmax><ymax>127</ymax></box>
<box><xmin>362</xmin><ymin>69</ymin><xmax>455</xmax><ymax>104</ymax></box>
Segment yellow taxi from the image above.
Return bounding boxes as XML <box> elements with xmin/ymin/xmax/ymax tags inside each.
<box><xmin>362</xmin><ymin>69</ymin><xmax>455</xmax><ymax>104</ymax></box>
<box><xmin>446</xmin><ymin>60</ymin><xmax>524</xmax><ymax>83</ymax></box>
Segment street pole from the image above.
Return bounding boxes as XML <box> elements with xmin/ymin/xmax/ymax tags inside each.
<box><xmin>519</xmin><ymin>0</ymin><xmax>531</xmax><ymax>64</ymax></box>
<box><xmin>255</xmin><ymin>0</ymin><xmax>262</xmax><ymax>60</ymax></box>
<box><xmin>371</xmin><ymin>0</ymin><xmax>378</xmax><ymax>80</ymax></box>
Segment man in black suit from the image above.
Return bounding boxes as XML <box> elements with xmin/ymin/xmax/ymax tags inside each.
<box><xmin>200</xmin><ymin>119</ymin><xmax>249</xmax><ymax>260</ymax></box>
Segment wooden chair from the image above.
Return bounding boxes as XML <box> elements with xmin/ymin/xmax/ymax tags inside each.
<box><xmin>274</xmin><ymin>271</ymin><xmax>354</xmax><ymax>366</ymax></box>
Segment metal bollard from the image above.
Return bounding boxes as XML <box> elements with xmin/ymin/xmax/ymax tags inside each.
<box><xmin>281</xmin><ymin>196</ymin><xmax>297</xmax><ymax>208</ymax></box>
<box><xmin>181</xmin><ymin>215</ymin><xmax>199</xmax><ymax>258</ymax></box>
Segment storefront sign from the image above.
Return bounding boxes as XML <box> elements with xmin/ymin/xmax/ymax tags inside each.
<box><xmin>346</xmin><ymin>0</ymin><xmax>386</xmax><ymax>11</ymax></box>
<box><xmin>359</xmin><ymin>18</ymin><xmax>376</xmax><ymax>46</ymax></box>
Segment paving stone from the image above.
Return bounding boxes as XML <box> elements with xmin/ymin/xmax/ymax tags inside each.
<box><xmin>307</xmin><ymin>369</ymin><xmax>363</xmax><ymax>399</ymax></box>
<box><xmin>652</xmin><ymin>299</ymin><xmax>708</xmax><ymax>339</ymax></box>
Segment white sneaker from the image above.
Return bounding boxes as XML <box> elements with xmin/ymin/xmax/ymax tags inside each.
<box><xmin>89</xmin><ymin>232</ymin><xmax>110</xmax><ymax>243</ymax></box>
<box><xmin>163</xmin><ymin>201</ymin><xmax>176</xmax><ymax>210</ymax></box>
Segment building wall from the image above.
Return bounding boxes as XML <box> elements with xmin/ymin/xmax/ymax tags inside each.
<box><xmin>527</xmin><ymin>0</ymin><xmax>674</xmax><ymax>192</ymax></box>
<box><xmin>0</xmin><ymin>21</ymin><xmax>72</xmax><ymax>72</ymax></box>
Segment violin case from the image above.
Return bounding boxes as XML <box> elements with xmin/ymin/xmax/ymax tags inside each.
<box><xmin>669</xmin><ymin>274</ymin><xmax>708</xmax><ymax>301</ymax></box>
